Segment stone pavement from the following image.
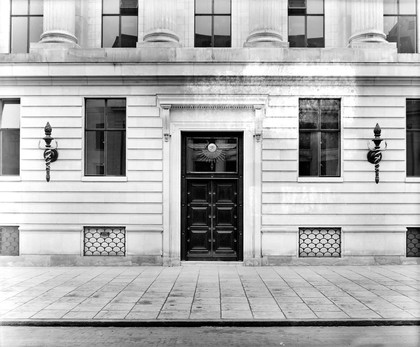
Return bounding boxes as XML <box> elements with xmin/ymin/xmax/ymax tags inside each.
<box><xmin>0</xmin><ymin>265</ymin><xmax>419</xmax><ymax>324</ymax></box>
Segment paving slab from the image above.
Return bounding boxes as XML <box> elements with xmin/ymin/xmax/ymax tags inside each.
<box><xmin>0</xmin><ymin>265</ymin><xmax>419</xmax><ymax>326</ymax></box>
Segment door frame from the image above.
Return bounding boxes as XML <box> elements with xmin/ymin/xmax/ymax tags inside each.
<box><xmin>158</xmin><ymin>95</ymin><xmax>266</xmax><ymax>265</ymax></box>
<box><xmin>180</xmin><ymin>131</ymin><xmax>244</xmax><ymax>261</ymax></box>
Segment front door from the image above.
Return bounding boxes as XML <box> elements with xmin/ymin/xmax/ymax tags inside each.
<box><xmin>181</xmin><ymin>132</ymin><xmax>243</xmax><ymax>261</ymax></box>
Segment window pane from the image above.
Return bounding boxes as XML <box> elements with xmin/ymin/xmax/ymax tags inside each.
<box><xmin>195</xmin><ymin>16</ymin><xmax>212</xmax><ymax>47</ymax></box>
<box><xmin>407</xmin><ymin>100</ymin><xmax>420</xmax><ymax>176</ymax></box>
<box><xmin>299</xmin><ymin>132</ymin><xmax>319</xmax><ymax>176</ymax></box>
<box><xmin>120</xmin><ymin>15</ymin><xmax>138</xmax><ymax>47</ymax></box>
<box><xmin>106</xmin><ymin>131</ymin><xmax>125</xmax><ymax>175</ymax></box>
<box><xmin>12</xmin><ymin>0</ymin><xmax>28</xmax><ymax>15</ymax></box>
<box><xmin>321</xmin><ymin>132</ymin><xmax>339</xmax><ymax>176</ymax></box>
<box><xmin>30</xmin><ymin>0</ymin><xmax>43</xmax><ymax>15</ymax></box>
<box><xmin>120</xmin><ymin>0</ymin><xmax>138</xmax><ymax>15</ymax></box>
<box><xmin>384</xmin><ymin>16</ymin><xmax>398</xmax><ymax>44</ymax></box>
<box><xmin>407</xmin><ymin>100</ymin><xmax>420</xmax><ymax>130</ymax></box>
<box><xmin>320</xmin><ymin>99</ymin><xmax>339</xmax><ymax>129</ymax></box>
<box><xmin>384</xmin><ymin>0</ymin><xmax>398</xmax><ymax>14</ymax></box>
<box><xmin>398</xmin><ymin>16</ymin><xmax>416</xmax><ymax>53</ymax></box>
<box><xmin>11</xmin><ymin>17</ymin><xmax>28</xmax><ymax>53</ymax></box>
<box><xmin>307</xmin><ymin>16</ymin><xmax>324</xmax><ymax>47</ymax></box>
<box><xmin>299</xmin><ymin>99</ymin><xmax>319</xmax><ymax>129</ymax></box>
<box><xmin>214</xmin><ymin>16</ymin><xmax>231</xmax><ymax>47</ymax></box>
<box><xmin>399</xmin><ymin>0</ymin><xmax>416</xmax><ymax>15</ymax></box>
<box><xmin>407</xmin><ymin>131</ymin><xmax>420</xmax><ymax>176</ymax></box>
<box><xmin>102</xmin><ymin>16</ymin><xmax>120</xmax><ymax>47</ymax></box>
<box><xmin>288</xmin><ymin>16</ymin><xmax>305</xmax><ymax>47</ymax></box>
<box><xmin>214</xmin><ymin>0</ymin><xmax>230</xmax><ymax>14</ymax></box>
<box><xmin>196</xmin><ymin>0</ymin><xmax>212</xmax><ymax>14</ymax></box>
<box><xmin>103</xmin><ymin>0</ymin><xmax>120</xmax><ymax>14</ymax></box>
<box><xmin>307</xmin><ymin>0</ymin><xmax>323</xmax><ymax>14</ymax></box>
<box><xmin>86</xmin><ymin>131</ymin><xmax>105</xmax><ymax>175</ymax></box>
<box><xmin>1</xmin><ymin>130</ymin><xmax>20</xmax><ymax>175</ymax></box>
<box><xmin>106</xmin><ymin>99</ymin><xmax>126</xmax><ymax>129</ymax></box>
<box><xmin>86</xmin><ymin>99</ymin><xmax>105</xmax><ymax>129</ymax></box>
<box><xmin>29</xmin><ymin>16</ymin><xmax>43</xmax><ymax>44</ymax></box>
<box><xmin>1</xmin><ymin>102</ymin><xmax>20</xmax><ymax>128</ymax></box>
<box><xmin>289</xmin><ymin>0</ymin><xmax>306</xmax><ymax>8</ymax></box>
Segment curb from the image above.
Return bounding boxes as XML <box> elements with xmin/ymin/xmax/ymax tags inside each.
<box><xmin>1</xmin><ymin>319</ymin><xmax>419</xmax><ymax>327</ymax></box>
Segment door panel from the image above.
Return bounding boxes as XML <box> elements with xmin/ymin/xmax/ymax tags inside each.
<box><xmin>182</xmin><ymin>132</ymin><xmax>243</xmax><ymax>261</ymax></box>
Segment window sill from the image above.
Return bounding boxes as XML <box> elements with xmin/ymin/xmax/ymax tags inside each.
<box><xmin>82</xmin><ymin>176</ymin><xmax>128</xmax><ymax>182</ymax></box>
<box><xmin>0</xmin><ymin>176</ymin><xmax>21</xmax><ymax>182</ymax></box>
<box><xmin>405</xmin><ymin>177</ymin><xmax>420</xmax><ymax>183</ymax></box>
<box><xmin>298</xmin><ymin>177</ymin><xmax>343</xmax><ymax>183</ymax></box>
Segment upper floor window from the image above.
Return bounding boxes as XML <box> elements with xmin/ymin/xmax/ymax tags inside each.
<box><xmin>10</xmin><ymin>0</ymin><xmax>43</xmax><ymax>53</ymax></box>
<box><xmin>85</xmin><ymin>99</ymin><xmax>126</xmax><ymax>176</ymax></box>
<box><xmin>288</xmin><ymin>0</ymin><xmax>324</xmax><ymax>48</ymax></box>
<box><xmin>299</xmin><ymin>99</ymin><xmax>340</xmax><ymax>177</ymax></box>
<box><xmin>102</xmin><ymin>0</ymin><xmax>138</xmax><ymax>48</ymax></box>
<box><xmin>0</xmin><ymin>100</ymin><xmax>20</xmax><ymax>176</ymax></box>
<box><xmin>407</xmin><ymin>99</ymin><xmax>420</xmax><ymax>176</ymax></box>
<box><xmin>195</xmin><ymin>0</ymin><xmax>231</xmax><ymax>47</ymax></box>
<box><xmin>384</xmin><ymin>0</ymin><xmax>417</xmax><ymax>53</ymax></box>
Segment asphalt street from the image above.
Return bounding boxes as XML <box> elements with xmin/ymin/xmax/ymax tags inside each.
<box><xmin>1</xmin><ymin>326</ymin><xmax>419</xmax><ymax>347</ymax></box>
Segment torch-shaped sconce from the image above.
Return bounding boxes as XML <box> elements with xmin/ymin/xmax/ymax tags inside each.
<box><xmin>367</xmin><ymin>123</ymin><xmax>387</xmax><ymax>184</ymax></box>
<box><xmin>39</xmin><ymin>122</ymin><xmax>58</xmax><ymax>182</ymax></box>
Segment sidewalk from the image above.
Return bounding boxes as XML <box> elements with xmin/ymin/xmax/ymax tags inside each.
<box><xmin>0</xmin><ymin>265</ymin><xmax>419</xmax><ymax>325</ymax></box>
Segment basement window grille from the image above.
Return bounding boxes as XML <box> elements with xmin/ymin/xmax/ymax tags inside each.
<box><xmin>299</xmin><ymin>227</ymin><xmax>341</xmax><ymax>257</ymax></box>
<box><xmin>407</xmin><ymin>228</ymin><xmax>420</xmax><ymax>257</ymax></box>
<box><xmin>84</xmin><ymin>227</ymin><xmax>126</xmax><ymax>256</ymax></box>
<box><xmin>0</xmin><ymin>226</ymin><xmax>19</xmax><ymax>256</ymax></box>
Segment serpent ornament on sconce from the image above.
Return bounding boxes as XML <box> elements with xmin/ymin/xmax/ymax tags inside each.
<box><xmin>367</xmin><ymin>123</ymin><xmax>387</xmax><ymax>184</ymax></box>
<box><xmin>39</xmin><ymin>122</ymin><xmax>58</xmax><ymax>182</ymax></box>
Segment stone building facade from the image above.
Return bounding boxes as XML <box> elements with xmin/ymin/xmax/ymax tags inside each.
<box><xmin>0</xmin><ymin>0</ymin><xmax>419</xmax><ymax>266</ymax></box>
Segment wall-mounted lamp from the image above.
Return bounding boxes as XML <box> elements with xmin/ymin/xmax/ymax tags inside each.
<box><xmin>367</xmin><ymin>123</ymin><xmax>387</xmax><ymax>184</ymax></box>
<box><xmin>38</xmin><ymin>122</ymin><xmax>58</xmax><ymax>182</ymax></box>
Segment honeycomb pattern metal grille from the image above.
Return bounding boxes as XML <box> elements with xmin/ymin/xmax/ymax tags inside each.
<box><xmin>84</xmin><ymin>227</ymin><xmax>126</xmax><ymax>256</ymax></box>
<box><xmin>0</xmin><ymin>226</ymin><xmax>19</xmax><ymax>256</ymax></box>
<box><xmin>299</xmin><ymin>228</ymin><xmax>341</xmax><ymax>257</ymax></box>
<box><xmin>407</xmin><ymin>228</ymin><xmax>420</xmax><ymax>257</ymax></box>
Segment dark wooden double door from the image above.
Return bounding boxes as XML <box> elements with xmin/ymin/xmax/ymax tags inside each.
<box><xmin>181</xmin><ymin>132</ymin><xmax>243</xmax><ymax>261</ymax></box>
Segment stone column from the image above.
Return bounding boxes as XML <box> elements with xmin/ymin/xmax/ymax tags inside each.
<box><xmin>142</xmin><ymin>0</ymin><xmax>179</xmax><ymax>44</ymax></box>
<box><xmin>245</xmin><ymin>0</ymin><xmax>288</xmax><ymax>47</ymax></box>
<box><xmin>40</xmin><ymin>0</ymin><xmax>78</xmax><ymax>45</ymax></box>
<box><xmin>348</xmin><ymin>0</ymin><xmax>390</xmax><ymax>47</ymax></box>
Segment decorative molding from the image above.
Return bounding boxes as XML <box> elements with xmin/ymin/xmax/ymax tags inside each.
<box><xmin>160</xmin><ymin>104</ymin><xmax>171</xmax><ymax>142</ymax></box>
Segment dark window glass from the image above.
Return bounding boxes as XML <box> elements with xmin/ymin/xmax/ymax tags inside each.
<box><xmin>10</xmin><ymin>0</ymin><xmax>43</xmax><ymax>53</ymax></box>
<box><xmin>102</xmin><ymin>0</ymin><xmax>138</xmax><ymax>48</ymax></box>
<box><xmin>288</xmin><ymin>0</ymin><xmax>324</xmax><ymax>47</ymax></box>
<box><xmin>384</xmin><ymin>0</ymin><xmax>417</xmax><ymax>53</ymax></box>
<box><xmin>0</xmin><ymin>100</ymin><xmax>20</xmax><ymax>176</ymax></box>
<box><xmin>195</xmin><ymin>0</ymin><xmax>231</xmax><ymax>47</ymax></box>
<box><xmin>407</xmin><ymin>99</ymin><xmax>420</xmax><ymax>176</ymax></box>
<box><xmin>85</xmin><ymin>99</ymin><xmax>126</xmax><ymax>176</ymax></box>
<box><xmin>299</xmin><ymin>99</ymin><xmax>340</xmax><ymax>177</ymax></box>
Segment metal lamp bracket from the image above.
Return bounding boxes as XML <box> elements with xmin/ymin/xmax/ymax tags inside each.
<box><xmin>367</xmin><ymin>123</ymin><xmax>386</xmax><ymax>184</ymax></box>
<box><xmin>39</xmin><ymin>122</ymin><xmax>58</xmax><ymax>182</ymax></box>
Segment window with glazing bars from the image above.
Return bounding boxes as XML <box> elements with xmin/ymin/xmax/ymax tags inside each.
<box><xmin>299</xmin><ymin>99</ymin><xmax>341</xmax><ymax>177</ymax></box>
<box><xmin>384</xmin><ymin>0</ymin><xmax>417</xmax><ymax>53</ymax></box>
<box><xmin>288</xmin><ymin>0</ymin><xmax>324</xmax><ymax>47</ymax></box>
<box><xmin>0</xmin><ymin>100</ymin><xmax>20</xmax><ymax>176</ymax></box>
<box><xmin>407</xmin><ymin>99</ymin><xmax>420</xmax><ymax>176</ymax></box>
<box><xmin>10</xmin><ymin>0</ymin><xmax>43</xmax><ymax>53</ymax></box>
<box><xmin>85</xmin><ymin>99</ymin><xmax>126</xmax><ymax>176</ymax></box>
<box><xmin>195</xmin><ymin>0</ymin><xmax>231</xmax><ymax>47</ymax></box>
<box><xmin>102</xmin><ymin>0</ymin><xmax>138</xmax><ymax>47</ymax></box>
